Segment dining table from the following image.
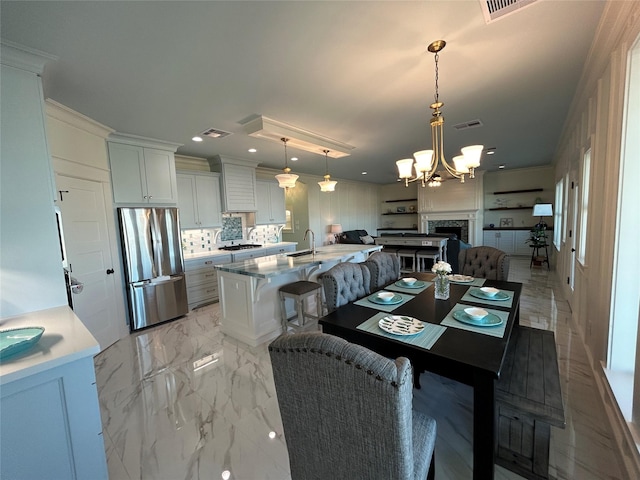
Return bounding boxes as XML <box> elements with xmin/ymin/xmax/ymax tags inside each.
<box><xmin>318</xmin><ymin>272</ymin><xmax>522</xmax><ymax>480</ymax></box>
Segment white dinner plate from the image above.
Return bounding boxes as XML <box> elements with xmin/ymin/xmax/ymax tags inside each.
<box><xmin>449</xmin><ymin>274</ymin><xmax>474</xmax><ymax>283</ymax></box>
<box><xmin>378</xmin><ymin>316</ymin><xmax>425</xmax><ymax>336</ymax></box>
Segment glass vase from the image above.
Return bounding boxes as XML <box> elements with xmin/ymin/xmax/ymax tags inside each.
<box><xmin>434</xmin><ymin>275</ymin><xmax>450</xmax><ymax>300</ymax></box>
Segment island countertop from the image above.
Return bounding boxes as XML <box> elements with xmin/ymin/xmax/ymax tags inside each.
<box><xmin>214</xmin><ymin>244</ymin><xmax>382</xmax><ymax>279</ymax></box>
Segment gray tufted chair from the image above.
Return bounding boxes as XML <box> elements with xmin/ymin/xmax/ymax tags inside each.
<box><xmin>363</xmin><ymin>251</ymin><xmax>401</xmax><ymax>291</ymax></box>
<box><xmin>319</xmin><ymin>262</ymin><xmax>371</xmax><ymax>313</ymax></box>
<box><xmin>458</xmin><ymin>246</ymin><xmax>510</xmax><ymax>280</ymax></box>
<box><xmin>269</xmin><ymin>332</ymin><xmax>436</xmax><ymax>480</ymax></box>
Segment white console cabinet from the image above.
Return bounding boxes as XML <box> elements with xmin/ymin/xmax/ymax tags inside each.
<box><xmin>108</xmin><ymin>133</ymin><xmax>181</xmax><ymax>204</ymax></box>
<box><xmin>177</xmin><ymin>171</ymin><xmax>222</xmax><ymax>228</ymax></box>
<box><xmin>256</xmin><ymin>180</ymin><xmax>286</xmax><ymax>224</ymax></box>
<box><xmin>483</xmin><ymin>229</ymin><xmax>532</xmax><ymax>256</ymax></box>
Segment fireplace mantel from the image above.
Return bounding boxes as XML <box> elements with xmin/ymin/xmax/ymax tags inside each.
<box><xmin>419</xmin><ymin>210</ymin><xmax>482</xmax><ymax>246</ymax></box>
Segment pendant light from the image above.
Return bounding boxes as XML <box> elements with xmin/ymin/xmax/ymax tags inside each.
<box><xmin>275</xmin><ymin>137</ymin><xmax>298</xmax><ymax>189</ymax></box>
<box><xmin>396</xmin><ymin>40</ymin><xmax>483</xmax><ymax>187</ymax></box>
<box><xmin>318</xmin><ymin>149</ymin><xmax>337</xmax><ymax>192</ymax></box>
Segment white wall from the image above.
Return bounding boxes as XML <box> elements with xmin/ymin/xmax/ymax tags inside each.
<box><xmin>0</xmin><ymin>42</ymin><xmax>68</xmax><ymax>318</ymax></box>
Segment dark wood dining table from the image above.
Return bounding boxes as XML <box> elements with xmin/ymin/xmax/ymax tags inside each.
<box><xmin>318</xmin><ymin>273</ymin><xmax>522</xmax><ymax>480</ymax></box>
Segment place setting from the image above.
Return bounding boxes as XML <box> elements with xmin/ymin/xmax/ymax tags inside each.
<box><xmin>440</xmin><ymin>303</ymin><xmax>509</xmax><ymax>338</ymax></box>
<box><xmin>356</xmin><ymin>311</ymin><xmax>446</xmax><ymax>350</ymax></box>
<box><xmin>461</xmin><ymin>286</ymin><xmax>515</xmax><ymax>308</ymax></box>
<box><xmin>448</xmin><ymin>274</ymin><xmax>486</xmax><ymax>286</ymax></box>
<box><xmin>354</xmin><ymin>289</ymin><xmax>414</xmax><ymax>312</ymax></box>
<box><xmin>385</xmin><ymin>277</ymin><xmax>432</xmax><ymax>295</ymax></box>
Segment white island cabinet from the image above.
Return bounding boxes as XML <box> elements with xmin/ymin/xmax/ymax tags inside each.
<box><xmin>0</xmin><ymin>306</ymin><xmax>107</xmax><ymax>479</ymax></box>
<box><xmin>215</xmin><ymin>244</ymin><xmax>381</xmax><ymax>346</ymax></box>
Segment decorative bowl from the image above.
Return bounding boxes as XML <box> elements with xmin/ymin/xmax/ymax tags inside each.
<box><xmin>464</xmin><ymin>307</ymin><xmax>488</xmax><ymax>321</ymax></box>
<box><xmin>480</xmin><ymin>287</ymin><xmax>500</xmax><ymax>297</ymax></box>
<box><xmin>377</xmin><ymin>292</ymin><xmax>396</xmax><ymax>302</ymax></box>
<box><xmin>402</xmin><ymin>277</ymin><xmax>417</xmax><ymax>285</ymax></box>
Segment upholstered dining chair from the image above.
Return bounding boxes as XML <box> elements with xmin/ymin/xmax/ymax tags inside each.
<box><xmin>458</xmin><ymin>246</ymin><xmax>510</xmax><ymax>280</ymax></box>
<box><xmin>319</xmin><ymin>262</ymin><xmax>371</xmax><ymax>312</ymax></box>
<box><xmin>269</xmin><ymin>332</ymin><xmax>437</xmax><ymax>480</ymax></box>
<box><xmin>363</xmin><ymin>250</ymin><xmax>401</xmax><ymax>291</ymax></box>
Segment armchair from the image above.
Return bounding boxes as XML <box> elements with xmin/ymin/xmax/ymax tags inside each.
<box><xmin>458</xmin><ymin>246</ymin><xmax>510</xmax><ymax>280</ymax></box>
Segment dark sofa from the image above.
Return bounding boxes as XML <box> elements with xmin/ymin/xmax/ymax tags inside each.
<box><xmin>337</xmin><ymin>229</ymin><xmax>376</xmax><ymax>245</ymax></box>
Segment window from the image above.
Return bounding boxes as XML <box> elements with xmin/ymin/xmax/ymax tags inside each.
<box><xmin>553</xmin><ymin>179</ymin><xmax>563</xmax><ymax>249</ymax></box>
<box><xmin>577</xmin><ymin>148</ymin><xmax>591</xmax><ymax>264</ymax></box>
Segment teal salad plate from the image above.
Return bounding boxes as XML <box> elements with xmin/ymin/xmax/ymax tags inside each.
<box><xmin>469</xmin><ymin>288</ymin><xmax>510</xmax><ymax>301</ymax></box>
<box><xmin>452</xmin><ymin>310</ymin><xmax>503</xmax><ymax>327</ymax></box>
<box><xmin>0</xmin><ymin>327</ymin><xmax>45</xmax><ymax>360</ymax></box>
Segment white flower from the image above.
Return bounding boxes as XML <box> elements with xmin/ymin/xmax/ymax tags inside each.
<box><xmin>432</xmin><ymin>260</ymin><xmax>452</xmax><ymax>275</ymax></box>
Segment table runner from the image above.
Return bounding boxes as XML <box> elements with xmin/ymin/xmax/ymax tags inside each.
<box><xmin>461</xmin><ymin>287</ymin><xmax>515</xmax><ymax>309</ymax></box>
<box><xmin>353</xmin><ymin>291</ymin><xmax>414</xmax><ymax>312</ymax></box>
<box><xmin>357</xmin><ymin>312</ymin><xmax>446</xmax><ymax>350</ymax></box>
<box><xmin>385</xmin><ymin>281</ymin><xmax>432</xmax><ymax>295</ymax></box>
<box><xmin>440</xmin><ymin>303</ymin><xmax>509</xmax><ymax>338</ymax></box>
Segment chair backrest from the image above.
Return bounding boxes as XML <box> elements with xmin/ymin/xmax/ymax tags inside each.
<box><xmin>319</xmin><ymin>262</ymin><xmax>371</xmax><ymax>312</ymax></box>
<box><xmin>458</xmin><ymin>246</ymin><xmax>510</xmax><ymax>280</ymax></box>
<box><xmin>269</xmin><ymin>332</ymin><xmax>418</xmax><ymax>480</ymax></box>
<box><xmin>363</xmin><ymin>251</ymin><xmax>400</xmax><ymax>291</ymax></box>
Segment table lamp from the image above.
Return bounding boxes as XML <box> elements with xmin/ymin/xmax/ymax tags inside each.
<box><xmin>330</xmin><ymin>224</ymin><xmax>342</xmax><ymax>243</ymax></box>
<box><xmin>532</xmin><ymin>204</ymin><xmax>553</xmax><ymax>229</ymax></box>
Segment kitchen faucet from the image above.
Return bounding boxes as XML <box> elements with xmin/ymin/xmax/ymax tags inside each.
<box><xmin>303</xmin><ymin>228</ymin><xmax>316</xmax><ymax>255</ymax></box>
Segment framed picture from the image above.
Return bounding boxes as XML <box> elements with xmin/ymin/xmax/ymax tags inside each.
<box><xmin>396</xmin><ymin>206</ymin><xmax>406</xmax><ymax>213</ymax></box>
<box><xmin>499</xmin><ymin>217</ymin><xmax>513</xmax><ymax>228</ymax></box>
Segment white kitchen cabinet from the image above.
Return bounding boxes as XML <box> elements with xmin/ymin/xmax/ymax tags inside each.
<box><xmin>0</xmin><ymin>307</ymin><xmax>107</xmax><ymax>480</ymax></box>
<box><xmin>184</xmin><ymin>253</ymin><xmax>232</xmax><ymax>309</ymax></box>
<box><xmin>208</xmin><ymin>155</ymin><xmax>259</xmax><ymax>212</ymax></box>
<box><xmin>177</xmin><ymin>172</ymin><xmax>222</xmax><ymax>228</ymax></box>
<box><xmin>514</xmin><ymin>230</ymin><xmax>533</xmax><ymax>255</ymax></box>
<box><xmin>266</xmin><ymin>243</ymin><xmax>296</xmax><ymax>255</ymax></box>
<box><xmin>256</xmin><ymin>180</ymin><xmax>286</xmax><ymax>224</ymax></box>
<box><xmin>483</xmin><ymin>230</ymin><xmax>515</xmax><ymax>253</ymax></box>
<box><xmin>232</xmin><ymin>248</ymin><xmax>267</xmax><ymax>261</ymax></box>
<box><xmin>108</xmin><ymin>134</ymin><xmax>180</xmax><ymax>204</ymax></box>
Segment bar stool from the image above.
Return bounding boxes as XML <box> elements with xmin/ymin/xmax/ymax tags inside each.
<box><xmin>278</xmin><ymin>281</ymin><xmax>323</xmax><ymax>333</ymax></box>
<box><xmin>396</xmin><ymin>249</ymin><xmax>418</xmax><ymax>273</ymax></box>
<box><xmin>416</xmin><ymin>249</ymin><xmax>439</xmax><ymax>272</ymax></box>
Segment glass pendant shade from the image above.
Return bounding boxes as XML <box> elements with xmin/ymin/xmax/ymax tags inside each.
<box><xmin>413</xmin><ymin>150</ymin><xmax>434</xmax><ymax>173</ymax></box>
<box><xmin>452</xmin><ymin>155</ymin><xmax>469</xmax><ymax>173</ymax></box>
<box><xmin>396</xmin><ymin>158</ymin><xmax>415</xmax><ymax>179</ymax></box>
<box><xmin>461</xmin><ymin>145</ymin><xmax>483</xmax><ymax>169</ymax></box>
<box><xmin>276</xmin><ymin>173</ymin><xmax>299</xmax><ymax>189</ymax></box>
<box><xmin>318</xmin><ymin>178</ymin><xmax>337</xmax><ymax>192</ymax></box>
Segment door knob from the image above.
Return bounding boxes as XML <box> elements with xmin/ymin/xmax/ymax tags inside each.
<box><xmin>106</xmin><ymin>268</ymin><xmax>115</xmax><ymax>274</ymax></box>
<box><xmin>571</xmin><ymin>248</ymin><xmax>576</xmax><ymax>252</ymax></box>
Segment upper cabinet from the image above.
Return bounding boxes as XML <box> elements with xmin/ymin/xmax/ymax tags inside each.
<box><xmin>176</xmin><ymin>172</ymin><xmax>222</xmax><ymax>228</ymax></box>
<box><xmin>108</xmin><ymin>133</ymin><xmax>181</xmax><ymax>205</ymax></box>
<box><xmin>208</xmin><ymin>155</ymin><xmax>259</xmax><ymax>212</ymax></box>
<box><xmin>255</xmin><ymin>180</ymin><xmax>286</xmax><ymax>224</ymax></box>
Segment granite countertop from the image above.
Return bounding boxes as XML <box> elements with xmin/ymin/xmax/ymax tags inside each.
<box><xmin>183</xmin><ymin>242</ymin><xmax>298</xmax><ymax>260</ymax></box>
<box><xmin>214</xmin><ymin>244</ymin><xmax>382</xmax><ymax>279</ymax></box>
<box><xmin>0</xmin><ymin>306</ymin><xmax>100</xmax><ymax>385</ymax></box>
<box><xmin>484</xmin><ymin>226</ymin><xmax>554</xmax><ymax>231</ymax></box>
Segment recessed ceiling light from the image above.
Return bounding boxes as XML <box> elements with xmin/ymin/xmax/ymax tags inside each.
<box><xmin>248</xmin><ymin>148</ymin><xmax>257</xmax><ymax>153</ymax></box>
<box><xmin>192</xmin><ymin>136</ymin><xmax>203</xmax><ymax>142</ymax></box>
<box><xmin>362</xmin><ymin>172</ymin><xmax>368</xmax><ymax>175</ymax></box>
<box><xmin>291</xmin><ymin>157</ymin><xmax>298</xmax><ymax>162</ymax></box>
<box><xmin>499</xmin><ymin>164</ymin><xmax>505</xmax><ymax>169</ymax></box>
<box><xmin>484</xmin><ymin>147</ymin><xmax>496</xmax><ymax>155</ymax></box>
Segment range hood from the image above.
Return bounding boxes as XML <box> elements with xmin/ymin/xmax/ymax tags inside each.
<box><xmin>242</xmin><ymin>115</ymin><xmax>354</xmax><ymax>159</ymax></box>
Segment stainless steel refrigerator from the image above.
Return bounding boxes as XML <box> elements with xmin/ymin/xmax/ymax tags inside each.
<box><xmin>118</xmin><ymin>207</ymin><xmax>188</xmax><ymax>331</ymax></box>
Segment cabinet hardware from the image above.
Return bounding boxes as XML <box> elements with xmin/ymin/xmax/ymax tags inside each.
<box><xmin>58</xmin><ymin>190</ymin><xmax>69</xmax><ymax>201</ymax></box>
<box><xmin>106</xmin><ymin>268</ymin><xmax>115</xmax><ymax>275</ymax></box>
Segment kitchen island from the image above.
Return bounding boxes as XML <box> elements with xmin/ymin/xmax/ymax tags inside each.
<box><xmin>215</xmin><ymin>244</ymin><xmax>382</xmax><ymax>346</ymax></box>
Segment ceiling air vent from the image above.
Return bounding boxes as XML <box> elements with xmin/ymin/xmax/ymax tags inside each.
<box><xmin>480</xmin><ymin>0</ymin><xmax>538</xmax><ymax>23</ymax></box>
<box><xmin>200</xmin><ymin>128</ymin><xmax>232</xmax><ymax>139</ymax></box>
<box><xmin>453</xmin><ymin>119</ymin><xmax>484</xmax><ymax>131</ymax></box>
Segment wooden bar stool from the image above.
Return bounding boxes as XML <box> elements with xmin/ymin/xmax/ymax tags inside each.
<box><xmin>396</xmin><ymin>249</ymin><xmax>418</xmax><ymax>273</ymax></box>
<box><xmin>416</xmin><ymin>249</ymin><xmax>439</xmax><ymax>272</ymax></box>
<box><xmin>278</xmin><ymin>281</ymin><xmax>323</xmax><ymax>333</ymax></box>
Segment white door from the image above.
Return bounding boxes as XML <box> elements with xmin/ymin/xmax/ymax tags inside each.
<box><xmin>56</xmin><ymin>175</ymin><xmax>121</xmax><ymax>350</ymax></box>
<box><xmin>566</xmin><ymin>174</ymin><xmax>579</xmax><ymax>312</ymax></box>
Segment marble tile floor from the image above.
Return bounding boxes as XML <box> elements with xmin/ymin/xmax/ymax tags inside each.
<box><xmin>95</xmin><ymin>257</ymin><xmax>625</xmax><ymax>479</ymax></box>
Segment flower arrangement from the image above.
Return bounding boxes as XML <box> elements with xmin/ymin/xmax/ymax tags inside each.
<box><xmin>431</xmin><ymin>261</ymin><xmax>452</xmax><ymax>276</ymax></box>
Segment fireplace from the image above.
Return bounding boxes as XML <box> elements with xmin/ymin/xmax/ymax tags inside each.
<box><xmin>419</xmin><ymin>210</ymin><xmax>480</xmax><ymax>245</ymax></box>
<box><xmin>435</xmin><ymin>226</ymin><xmax>463</xmax><ymax>239</ymax></box>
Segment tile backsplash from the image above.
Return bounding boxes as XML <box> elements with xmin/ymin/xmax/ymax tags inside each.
<box><xmin>181</xmin><ymin>228</ymin><xmax>218</xmax><ymax>254</ymax></box>
<box><xmin>181</xmin><ymin>221</ymin><xmax>285</xmax><ymax>255</ymax></box>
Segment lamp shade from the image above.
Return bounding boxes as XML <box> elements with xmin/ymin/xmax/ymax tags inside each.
<box><xmin>330</xmin><ymin>224</ymin><xmax>343</xmax><ymax>234</ymax></box>
<box><xmin>413</xmin><ymin>150</ymin><xmax>434</xmax><ymax>173</ymax></box>
<box><xmin>396</xmin><ymin>158</ymin><xmax>415</xmax><ymax>179</ymax></box>
<box><xmin>532</xmin><ymin>204</ymin><xmax>553</xmax><ymax>217</ymax></box>
<box><xmin>460</xmin><ymin>145</ymin><xmax>483</xmax><ymax>169</ymax></box>
<box><xmin>318</xmin><ymin>179</ymin><xmax>337</xmax><ymax>192</ymax></box>
<box><xmin>276</xmin><ymin>173</ymin><xmax>299</xmax><ymax>189</ymax></box>
<box><xmin>452</xmin><ymin>155</ymin><xmax>469</xmax><ymax>173</ymax></box>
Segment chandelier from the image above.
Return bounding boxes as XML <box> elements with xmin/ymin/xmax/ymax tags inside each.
<box><xmin>275</xmin><ymin>137</ymin><xmax>299</xmax><ymax>189</ymax></box>
<box><xmin>318</xmin><ymin>149</ymin><xmax>337</xmax><ymax>192</ymax></box>
<box><xmin>397</xmin><ymin>40</ymin><xmax>483</xmax><ymax>187</ymax></box>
